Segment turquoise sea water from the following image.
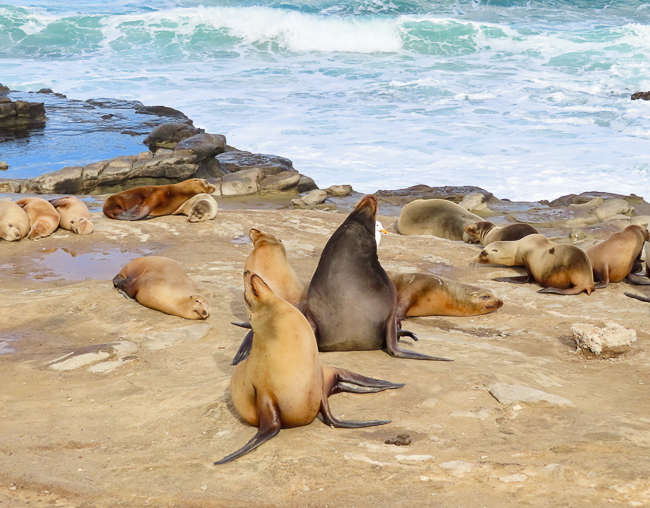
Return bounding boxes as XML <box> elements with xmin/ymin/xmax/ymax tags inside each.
<box><xmin>1</xmin><ymin>1</ymin><xmax>650</xmax><ymax>200</ymax></box>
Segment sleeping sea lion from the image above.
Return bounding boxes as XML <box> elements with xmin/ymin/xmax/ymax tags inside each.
<box><xmin>389</xmin><ymin>272</ymin><xmax>503</xmax><ymax>320</ymax></box>
<box><xmin>244</xmin><ymin>228</ymin><xmax>306</xmax><ymax>305</ymax></box>
<box><xmin>464</xmin><ymin>221</ymin><xmax>538</xmax><ymax>246</ymax></box>
<box><xmin>0</xmin><ymin>200</ymin><xmax>30</xmax><ymax>241</ymax></box>
<box><xmin>15</xmin><ymin>197</ymin><xmax>60</xmax><ymax>240</ymax></box>
<box><xmin>475</xmin><ymin>234</ymin><xmax>595</xmax><ymax>295</ymax></box>
<box><xmin>586</xmin><ymin>225</ymin><xmax>650</xmax><ymax>288</ymax></box>
<box><xmin>113</xmin><ymin>256</ymin><xmax>210</xmax><ymax>319</ymax></box>
<box><xmin>103</xmin><ymin>179</ymin><xmax>217</xmax><ymax>220</ymax></box>
<box><xmin>49</xmin><ymin>196</ymin><xmax>93</xmax><ymax>235</ymax></box>
<box><xmin>215</xmin><ymin>271</ymin><xmax>403</xmax><ymax>464</ymax></box>
<box><xmin>172</xmin><ymin>193</ymin><xmax>218</xmax><ymax>222</ymax></box>
<box><xmin>397</xmin><ymin>199</ymin><xmax>482</xmax><ymax>242</ymax></box>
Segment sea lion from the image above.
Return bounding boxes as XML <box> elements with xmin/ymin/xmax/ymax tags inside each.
<box><xmin>103</xmin><ymin>179</ymin><xmax>217</xmax><ymax>220</ymax></box>
<box><xmin>15</xmin><ymin>197</ymin><xmax>60</xmax><ymax>240</ymax></box>
<box><xmin>0</xmin><ymin>200</ymin><xmax>30</xmax><ymax>241</ymax></box>
<box><xmin>244</xmin><ymin>228</ymin><xmax>307</xmax><ymax>305</ymax></box>
<box><xmin>397</xmin><ymin>199</ymin><xmax>482</xmax><ymax>242</ymax></box>
<box><xmin>215</xmin><ymin>271</ymin><xmax>403</xmax><ymax>464</ymax></box>
<box><xmin>113</xmin><ymin>256</ymin><xmax>210</xmax><ymax>319</ymax></box>
<box><xmin>389</xmin><ymin>272</ymin><xmax>503</xmax><ymax>320</ymax></box>
<box><xmin>49</xmin><ymin>196</ymin><xmax>93</xmax><ymax>235</ymax></box>
<box><xmin>474</xmin><ymin>234</ymin><xmax>595</xmax><ymax>295</ymax></box>
<box><xmin>464</xmin><ymin>221</ymin><xmax>538</xmax><ymax>246</ymax></box>
<box><xmin>172</xmin><ymin>192</ymin><xmax>218</xmax><ymax>222</ymax></box>
<box><xmin>585</xmin><ymin>225</ymin><xmax>650</xmax><ymax>288</ymax></box>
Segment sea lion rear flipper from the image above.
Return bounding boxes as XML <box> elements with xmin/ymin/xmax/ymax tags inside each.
<box><xmin>385</xmin><ymin>314</ymin><xmax>452</xmax><ymax>362</ymax></box>
<box><xmin>231</xmin><ymin>329</ymin><xmax>254</xmax><ymax>365</ymax></box>
<box><xmin>231</xmin><ymin>321</ymin><xmax>252</xmax><ymax>329</ymax></box>
<box><xmin>326</xmin><ymin>367</ymin><xmax>404</xmax><ymax>395</ymax></box>
<box><xmin>319</xmin><ymin>396</ymin><xmax>391</xmax><ymax>429</ymax></box>
<box><xmin>112</xmin><ymin>274</ymin><xmax>137</xmax><ymax>301</ymax></box>
<box><xmin>397</xmin><ymin>329</ymin><xmax>418</xmax><ymax>342</ymax></box>
<box><xmin>624</xmin><ymin>291</ymin><xmax>650</xmax><ymax>303</ymax></box>
<box><xmin>537</xmin><ymin>287</ymin><xmax>586</xmax><ymax>295</ymax></box>
<box><xmin>625</xmin><ymin>273</ymin><xmax>650</xmax><ymax>285</ymax></box>
<box><xmin>493</xmin><ymin>275</ymin><xmax>531</xmax><ymax>284</ymax></box>
<box><xmin>214</xmin><ymin>395</ymin><xmax>281</xmax><ymax>465</ymax></box>
<box><xmin>116</xmin><ymin>204</ymin><xmax>152</xmax><ymax>221</ymax></box>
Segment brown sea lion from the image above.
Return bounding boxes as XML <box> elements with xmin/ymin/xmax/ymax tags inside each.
<box><xmin>397</xmin><ymin>199</ymin><xmax>482</xmax><ymax>242</ymax></box>
<box><xmin>49</xmin><ymin>196</ymin><xmax>93</xmax><ymax>235</ymax></box>
<box><xmin>475</xmin><ymin>234</ymin><xmax>595</xmax><ymax>295</ymax></box>
<box><xmin>113</xmin><ymin>256</ymin><xmax>210</xmax><ymax>319</ymax></box>
<box><xmin>0</xmin><ymin>200</ymin><xmax>30</xmax><ymax>241</ymax></box>
<box><xmin>215</xmin><ymin>271</ymin><xmax>403</xmax><ymax>464</ymax></box>
<box><xmin>389</xmin><ymin>272</ymin><xmax>503</xmax><ymax>320</ymax></box>
<box><xmin>244</xmin><ymin>228</ymin><xmax>307</xmax><ymax>305</ymax></box>
<box><xmin>103</xmin><ymin>179</ymin><xmax>217</xmax><ymax>220</ymax></box>
<box><xmin>464</xmin><ymin>221</ymin><xmax>538</xmax><ymax>246</ymax></box>
<box><xmin>586</xmin><ymin>225</ymin><xmax>650</xmax><ymax>288</ymax></box>
<box><xmin>15</xmin><ymin>197</ymin><xmax>60</xmax><ymax>240</ymax></box>
<box><xmin>172</xmin><ymin>192</ymin><xmax>218</xmax><ymax>222</ymax></box>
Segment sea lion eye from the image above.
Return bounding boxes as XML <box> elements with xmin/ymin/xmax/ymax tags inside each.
<box><xmin>480</xmin><ymin>295</ymin><xmax>490</xmax><ymax>299</ymax></box>
<box><xmin>491</xmin><ymin>249</ymin><xmax>498</xmax><ymax>252</ymax></box>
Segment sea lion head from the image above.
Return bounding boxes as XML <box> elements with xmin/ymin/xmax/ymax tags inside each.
<box><xmin>1</xmin><ymin>223</ymin><xmax>22</xmax><ymax>241</ymax></box>
<box><xmin>69</xmin><ymin>217</ymin><xmax>93</xmax><ymax>235</ymax></box>
<box><xmin>194</xmin><ymin>178</ymin><xmax>218</xmax><ymax>194</ymax></box>
<box><xmin>243</xmin><ymin>270</ymin><xmax>277</xmax><ymax>316</ymax></box>
<box><xmin>464</xmin><ymin>221</ymin><xmax>494</xmax><ymax>244</ymax></box>
<box><xmin>188</xmin><ymin>294</ymin><xmax>211</xmax><ymax>319</ymax></box>
<box><xmin>473</xmin><ymin>242</ymin><xmax>514</xmax><ymax>265</ymax></box>
<box><xmin>467</xmin><ymin>288</ymin><xmax>503</xmax><ymax>313</ymax></box>
<box><xmin>187</xmin><ymin>199</ymin><xmax>211</xmax><ymax>222</ymax></box>
<box><xmin>348</xmin><ymin>194</ymin><xmax>378</xmax><ymax>234</ymax></box>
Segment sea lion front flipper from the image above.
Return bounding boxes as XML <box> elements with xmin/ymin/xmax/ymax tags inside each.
<box><xmin>625</xmin><ymin>273</ymin><xmax>650</xmax><ymax>285</ymax></box>
<box><xmin>231</xmin><ymin>321</ymin><xmax>252</xmax><ymax>329</ymax></box>
<box><xmin>319</xmin><ymin>396</ymin><xmax>391</xmax><ymax>429</ymax></box>
<box><xmin>214</xmin><ymin>395</ymin><xmax>281</xmax><ymax>465</ymax></box>
<box><xmin>116</xmin><ymin>203</ymin><xmax>153</xmax><ymax>221</ymax></box>
<box><xmin>493</xmin><ymin>275</ymin><xmax>532</xmax><ymax>284</ymax></box>
<box><xmin>624</xmin><ymin>291</ymin><xmax>650</xmax><ymax>303</ymax></box>
<box><xmin>231</xmin><ymin>329</ymin><xmax>254</xmax><ymax>366</ymax></box>
<box><xmin>384</xmin><ymin>312</ymin><xmax>452</xmax><ymax>361</ymax></box>
<box><xmin>325</xmin><ymin>367</ymin><xmax>404</xmax><ymax>395</ymax></box>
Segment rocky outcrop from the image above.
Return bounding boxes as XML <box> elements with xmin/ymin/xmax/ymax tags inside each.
<box><xmin>375</xmin><ymin>184</ymin><xmax>493</xmax><ymax>207</ymax></box>
<box><xmin>0</xmin><ymin>95</ymin><xmax>46</xmax><ymax>131</ymax></box>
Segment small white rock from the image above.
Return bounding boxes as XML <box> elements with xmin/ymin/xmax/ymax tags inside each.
<box><xmin>439</xmin><ymin>460</ymin><xmax>475</xmax><ymax>474</ymax></box>
<box><xmin>499</xmin><ymin>474</ymin><xmax>528</xmax><ymax>483</ymax></box>
<box><xmin>571</xmin><ymin>322</ymin><xmax>637</xmax><ymax>356</ymax></box>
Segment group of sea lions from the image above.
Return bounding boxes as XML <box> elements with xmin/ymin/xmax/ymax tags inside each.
<box><xmin>0</xmin><ymin>196</ymin><xmax>93</xmax><ymax>241</ymax></box>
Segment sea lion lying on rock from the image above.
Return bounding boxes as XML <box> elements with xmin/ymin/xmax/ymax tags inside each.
<box><xmin>113</xmin><ymin>256</ymin><xmax>210</xmax><ymax>319</ymax></box>
<box><xmin>15</xmin><ymin>197</ymin><xmax>60</xmax><ymax>240</ymax></box>
<box><xmin>49</xmin><ymin>196</ymin><xmax>93</xmax><ymax>235</ymax></box>
<box><xmin>0</xmin><ymin>200</ymin><xmax>30</xmax><ymax>241</ymax></box>
<box><xmin>464</xmin><ymin>221</ymin><xmax>538</xmax><ymax>246</ymax></box>
<box><xmin>397</xmin><ymin>199</ymin><xmax>482</xmax><ymax>242</ymax></box>
<box><xmin>475</xmin><ymin>234</ymin><xmax>595</xmax><ymax>295</ymax></box>
<box><xmin>215</xmin><ymin>271</ymin><xmax>403</xmax><ymax>464</ymax></box>
<box><xmin>103</xmin><ymin>179</ymin><xmax>217</xmax><ymax>220</ymax></box>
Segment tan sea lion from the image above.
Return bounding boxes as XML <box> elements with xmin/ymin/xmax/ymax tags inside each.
<box><xmin>397</xmin><ymin>199</ymin><xmax>482</xmax><ymax>242</ymax></box>
<box><xmin>49</xmin><ymin>196</ymin><xmax>93</xmax><ymax>235</ymax></box>
<box><xmin>0</xmin><ymin>200</ymin><xmax>30</xmax><ymax>241</ymax></box>
<box><xmin>215</xmin><ymin>271</ymin><xmax>403</xmax><ymax>464</ymax></box>
<box><xmin>389</xmin><ymin>272</ymin><xmax>503</xmax><ymax>320</ymax></box>
<box><xmin>244</xmin><ymin>228</ymin><xmax>307</xmax><ymax>305</ymax></box>
<box><xmin>172</xmin><ymin>192</ymin><xmax>218</xmax><ymax>222</ymax></box>
<box><xmin>586</xmin><ymin>225</ymin><xmax>650</xmax><ymax>288</ymax></box>
<box><xmin>103</xmin><ymin>179</ymin><xmax>217</xmax><ymax>220</ymax></box>
<box><xmin>474</xmin><ymin>234</ymin><xmax>595</xmax><ymax>295</ymax></box>
<box><xmin>464</xmin><ymin>221</ymin><xmax>538</xmax><ymax>246</ymax></box>
<box><xmin>113</xmin><ymin>256</ymin><xmax>210</xmax><ymax>319</ymax></box>
<box><xmin>15</xmin><ymin>197</ymin><xmax>60</xmax><ymax>240</ymax></box>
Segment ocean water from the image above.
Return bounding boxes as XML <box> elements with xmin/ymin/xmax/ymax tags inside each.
<box><xmin>1</xmin><ymin>0</ymin><xmax>650</xmax><ymax>201</ymax></box>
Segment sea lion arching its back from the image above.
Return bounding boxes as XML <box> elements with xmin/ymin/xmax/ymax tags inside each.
<box><xmin>215</xmin><ymin>271</ymin><xmax>404</xmax><ymax>464</ymax></box>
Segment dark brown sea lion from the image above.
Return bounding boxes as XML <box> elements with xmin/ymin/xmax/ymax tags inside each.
<box><xmin>0</xmin><ymin>200</ymin><xmax>30</xmax><ymax>241</ymax></box>
<box><xmin>49</xmin><ymin>196</ymin><xmax>93</xmax><ymax>235</ymax></box>
<box><xmin>475</xmin><ymin>234</ymin><xmax>595</xmax><ymax>295</ymax></box>
<box><xmin>15</xmin><ymin>197</ymin><xmax>60</xmax><ymax>240</ymax></box>
<box><xmin>397</xmin><ymin>199</ymin><xmax>482</xmax><ymax>242</ymax></box>
<box><xmin>586</xmin><ymin>225</ymin><xmax>650</xmax><ymax>288</ymax></box>
<box><xmin>113</xmin><ymin>256</ymin><xmax>210</xmax><ymax>319</ymax></box>
<box><xmin>103</xmin><ymin>179</ymin><xmax>217</xmax><ymax>220</ymax></box>
<box><xmin>215</xmin><ymin>271</ymin><xmax>403</xmax><ymax>464</ymax></box>
<box><xmin>464</xmin><ymin>221</ymin><xmax>538</xmax><ymax>246</ymax></box>
<box><xmin>389</xmin><ymin>272</ymin><xmax>503</xmax><ymax>320</ymax></box>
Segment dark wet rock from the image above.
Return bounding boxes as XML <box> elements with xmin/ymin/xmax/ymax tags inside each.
<box><xmin>136</xmin><ymin>105</ymin><xmax>189</xmax><ymax>119</ymax></box>
<box><xmin>175</xmin><ymin>133</ymin><xmax>226</xmax><ymax>160</ymax></box>
<box><xmin>0</xmin><ymin>97</ymin><xmax>46</xmax><ymax>131</ymax></box>
<box><xmin>374</xmin><ymin>185</ymin><xmax>493</xmax><ymax>207</ymax></box>
<box><xmin>216</xmin><ymin>151</ymin><xmax>294</xmax><ymax>176</ymax></box>
<box><xmin>37</xmin><ymin>88</ymin><xmax>54</xmax><ymax>94</ymax></box>
<box><xmin>631</xmin><ymin>91</ymin><xmax>650</xmax><ymax>100</ymax></box>
<box><xmin>143</xmin><ymin>123</ymin><xmax>203</xmax><ymax>152</ymax></box>
<box><xmin>0</xmin><ymin>83</ymin><xmax>9</xmax><ymax>94</ymax></box>
<box><xmin>259</xmin><ymin>171</ymin><xmax>301</xmax><ymax>192</ymax></box>
<box><xmin>297</xmin><ymin>175</ymin><xmax>318</xmax><ymax>193</ymax></box>
<box><xmin>549</xmin><ymin>191</ymin><xmax>637</xmax><ymax>207</ymax></box>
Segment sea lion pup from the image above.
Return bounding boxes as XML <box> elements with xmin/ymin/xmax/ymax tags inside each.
<box><xmin>215</xmin><ymin>271</ymin><xmax>403</xmax><ymax>465</ymax></box>
<box><xmin>474</xmin><ymin>234</ymin><xmax>595</xmax><ymax>295</ymax></box>
<box><xmin>586</xmin><ymin>225</ymin><xmax>650</xmax><ymax>288</ymax></box>
<box><xmin>0</xmin><ymin>200</ymin><xmax>30</xmax><ymax>241</ymax></box>
<box><xmin>49</xmin><ymin>196</ymin><xmax>93</xmax><ymax>235</ymax></box>
<box><xmin>397</xmin><ymin>199</ymin><xmax>482</xmax><ymax>242</ymax></box>
<box><xmin>389</xmin><ymin>272</ymin><xmax>503</xmax><ymax>320</ymax></box>
<box><xmin>172</xmin><ymin>193</ymin><xmax>218</xmax><ymax>222</ymax></box>
<box><xmin>244</xmin><ymin>228</ymin><xmax>307</xmax><ymax>305</ymax></box>
<box><xmin>103</xmin><ymin>178</ymin><xmax>217</xmax><ymax>220</ymax></box>
<box><xmin>112</xmin><ymin>256</ymin><xmax>210</xmax><ymax>319</ymax></box>
<box><xmin>464</xmin><ymin>221</ymin><xmax>538</xmax><ymax>246</ymax></box>
<box><xmin>15</xmin><ymin>197</ymin><xmax>60</xmax><ymax>240</ymax></box>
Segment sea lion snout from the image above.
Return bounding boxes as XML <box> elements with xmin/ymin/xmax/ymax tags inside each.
<box><xmin>474</xmin><ymin>250</ymin><xmax>489</xmax><ymax>263</ymax></box>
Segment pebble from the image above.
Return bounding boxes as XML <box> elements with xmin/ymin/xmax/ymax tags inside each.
<box><xmin>439</xmin><ymin>460</ymin><xmax>475</xmax><ymax>474</ymax></box>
